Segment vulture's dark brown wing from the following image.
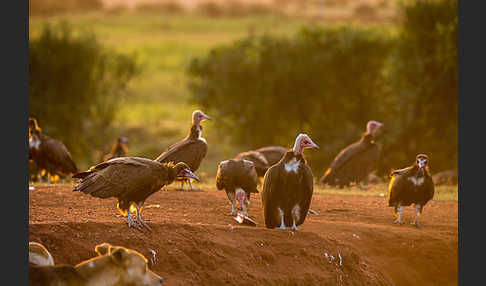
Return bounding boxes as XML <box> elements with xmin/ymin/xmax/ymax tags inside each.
<box><xmin>73</xmin><ymin>157</ymin><xmax>167</xmax><ymax>199</ymax></box>
<box><xmin>240</xmin><ymin>160</ymin><xmax>259</xmax><ymax>193</ymax></box>
<box><xmin>155</xmin><ymin>139</ymin><xmax>207</xmax><ymax>172</ymax></box>
<box><xmin>235</xmin><ymin>151</ymin><xmax>268</xmax><ymax>173</ymax></box>
<box><xmin>327</xmin><ymin>140</ymin><xmax>369</xmax><ymax>173</ymax></box>
<box><xmin>256</xmin><ymin>146</ymin><xmax>288</xmax><ymax>166</ymax></box>
<box><xmin>423</xmin><ymin>176</ymin><xmax>435</xmax><ymax>204</ymax></box>
<box><xmin>42</xmin><ymin>136</ymin><xmax>78</xmax><ymax>174</ymax></box>
<box><xmin>297</xmin><ymin>164</ymin><xmax>314</xmax><ymax>225</ymax></box>
<box><xmin>387</xmin><ymin>173</ymin><xmax>407</xmax><ymax>206</ymax></box>
<box><xmin>215</xmin><ymin>161</ymin><xmax>228</xmax><ymax>191</ymax></box>
<box><xmin>261</xmin><ymin>164</ymin><xmax>280</xmax><ymax>228</ymax></box>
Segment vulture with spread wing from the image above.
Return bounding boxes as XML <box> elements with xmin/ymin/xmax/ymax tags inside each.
<box><xmin>73</xmin><ymin>157</ymin><xmax>198</xmax><ymax>231</ymax></box>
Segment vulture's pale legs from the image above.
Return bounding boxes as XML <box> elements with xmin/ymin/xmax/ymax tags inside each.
<box><xmin>412</xmin><ymin>204</ymin><xmax>422</xmax><ymax>228</ymax></box>
<box><xmin>136</xmin><ymin>204</ymin><xmax>152</xmax><ymax>231</ymax></box>
<box><xmin>394</xmin><ymin>204</ymin><xmax>404</xmax><ymax>224</ymax></box>
<box><xmin>127</xmin><ymin>212</ymin><xmax>139</xmax><ymax>230</ymax></box>
<box><xmin>276</xmin><ymin>208</ymin><xmax>287</xmax><ymax>230</ymax></box>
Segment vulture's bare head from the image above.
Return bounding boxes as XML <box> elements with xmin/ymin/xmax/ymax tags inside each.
<box><xmin>293</xmin><ymin>133</ymin><xmax>319</xmax><ymax>155</ymax></box>
<box><xmin>173</xmin><ymin>162</ymin><xmax>200</xmax><ymax>182</ymax></box>
<box><xmin>366</xmin><ymin>120</ymin><xmax>384</xmax><ymax>138</ymax></box>
<box><xmin>29</xmin><ymin>117</ymin><xmax>41</xmax><ymax>149</ymax></box>
<box><xmin>118</xmin><ymin>136</ymin><xmax>129</xmax><ymax>144</ymax></box>
<box><xmin>415</xmin><ymin>154</ymin><xmax>430</xmax><ymax>175</ymax></box>
<box><xmin>192</xmin><ymin>110</ymin><xmax>211</xmax><ymax>126</ymax></box>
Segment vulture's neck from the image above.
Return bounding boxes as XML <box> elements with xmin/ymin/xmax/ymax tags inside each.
<box><xmin>361</xmin><ymin>132</ymin><xmax>374</xmax><ymax>144</ymax></box>
<box><xmin>188</xmin><ymin>124</ymin><xmax>202</xmax><ymax>140</ymax></box>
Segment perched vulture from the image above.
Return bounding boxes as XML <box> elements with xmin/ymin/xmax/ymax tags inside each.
<box><xmin>73</xmin><ymin>157</ymin><xmax>198</xmax><ymax>231</ymax></box>
<box><xmin>103</xmin><ymin>136</ymin><xmax>129</xmax><ymax>162</ymax></box>
<box><xmin>261</xmin><ymin>134</ymin><xmax>319</xmax><ymax>230</ymax></box>
<box><xmin>216</xmin><ymin>159</ymin><xmax>259</xmax><ymax>216</ymax></box>
<box><xmin>320</xmin><ymin>120</ymin><xmax>384</xmax><ymax>188</ymax></box>
<box><xmin>234</xmin><ymin>146</ymin><xmax>287</xmax><ymax>177</ymax></box>
<box><xmin>387</xmin><ymin>154</ymin><xmax>435</xmax><ymax>228</ymax></box>
<box><xmin>28</xmin><ymin>117</ymin><xmax>78</xmax><ymax>183</ymax></box>
<box><xmin>155</xmin><ymin>110</ymin><xmax>210</xmax><ymax>190</ymax></box>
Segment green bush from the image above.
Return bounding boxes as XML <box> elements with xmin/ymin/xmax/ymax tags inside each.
<box><xmin>187</xmin><ymin>25</ymin><xmax>395</xmax><ymax>173</ymax></box>
<box><xmin>187</xmin><ymin>0</ymin><xmax>457</xmax><ymax>176</ymax></box>
<box><xmin>29</xmin><ymin>22</ymin><xmax>138</xmax><ymax>169</ymax></box>
<box><xmin>383</xmin><ymin>0</ymin><xmax>458</xmax><ymax>173</ymax></box>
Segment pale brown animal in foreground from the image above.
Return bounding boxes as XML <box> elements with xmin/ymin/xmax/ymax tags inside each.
<box><xmin>29</xmin><ymin>242</ymin><xmax>164</xmax><ymax>286</ymax></box>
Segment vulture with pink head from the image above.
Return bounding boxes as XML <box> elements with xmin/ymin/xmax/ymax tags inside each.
<box><xmin>216</xmin><ymin>159</ymin><xmax>259</xmax><ymax>216</ymax></box>
<box><xmin>261</xmin><ymin>133</ymin><xmax>319</xmax><ymax>230</ymax></box>
<box><xmin>155</xmin><ymin>110</ymin><xmax>211</xmax><ymax>190</ymax></box>
<box><xmin>320</xmin><ymin>120</ymin><xmax>384</xmax><ymax>188</ymax></box>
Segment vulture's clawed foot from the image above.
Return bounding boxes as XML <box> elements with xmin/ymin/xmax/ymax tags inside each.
<box><xmin>411</xmin><ymin>221</ymin><xmax>422</xmax><ymax>229</ymax></box>
<box><xmin>393</xmin><ymin>218</ymin><xmax>404</xmax><ymax>225</ymax></box>
<box><xmin>128</xmin><ymin>219</ymin><xmax>143</xmax><ymax>231</ymax></box>
<box><xmin>137</xmin><ymin>218</ymin><xmax>152</xmax><ymax>232</ymax></box>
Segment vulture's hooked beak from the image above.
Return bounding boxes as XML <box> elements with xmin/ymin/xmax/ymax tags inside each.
<box><xmin>177</xmin><ymin>168</ymin><xmax>200</xmax><ymax>182</ymax></box>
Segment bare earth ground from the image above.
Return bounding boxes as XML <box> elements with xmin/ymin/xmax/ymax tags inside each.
<box><xmin>29</xmin><ymin>185</ymin><xmax>457</xmax><ymax>286</ymax></box>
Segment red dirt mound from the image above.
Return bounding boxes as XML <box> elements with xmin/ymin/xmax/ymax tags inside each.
<box><xmin>29</xmin><ymin>185</ymin><xmax>457</xmax><ymax>285</ymax></box>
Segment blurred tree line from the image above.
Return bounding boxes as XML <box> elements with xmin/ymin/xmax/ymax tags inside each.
<box><xmin>29</xmin><ymin>22</ymin><xmax>138</xmax><ymax>169</ymax></box>
<box><xmin>187</xmin><ymin>0</ymin><xmax>458</xmax><ymax>177</ymax></box>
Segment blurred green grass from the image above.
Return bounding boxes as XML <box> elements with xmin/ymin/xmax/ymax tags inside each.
<box><xmin>29</xmin><ymin>12</ymin><xmax>322</xmax><ymax>175</ymax></box>
<box><xmin>29</xmin><ymin>12</ymin><xmax>397</xmax><ymax>178</ymax></box>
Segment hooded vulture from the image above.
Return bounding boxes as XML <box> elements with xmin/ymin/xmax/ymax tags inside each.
<box><xmin>320</xmin><ymin>120</ymin><xmax>384</xmax><ymax>189</ymax></box>
<box><xmin>216</xmin><ymin>159</ymin><xmax>259</xmax><ymax>216</ymax></box>
<box><xmin>387</xmin><ymin>154</ymin><xmax>435</xmax><ymax>228</ymax></box>
<box><xmin>261</xmin><ymin>134</ymin><xmax>319</xmax><ymax>230</ymax></box>
<box><xmin>29</xmin><ymin>117</ymin><xmax>78</xmax><ymax>183</ymax></box>
<box><xmin>234</xmin><ymin>145</ymin><xmax>287</xmax><ymax>178</ymax></box>
<box><xmin>73</xmin><ymin>157</ymin><xmax>199</xmax><ymax>231</ymax></box>
<box><xmin>155</xmin><ymin>110</ymin><xmax>210</xmax><ymax>190</ymax></box>
<box><xmin>103</xmin><ymin>136</ymin><xmax>129</xmax><ymax>162</ymax></box>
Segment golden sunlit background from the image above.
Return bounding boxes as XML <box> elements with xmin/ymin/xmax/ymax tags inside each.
<box><xmin>29</xmin><ymin>0</ymin><xmax>457</xmax><ymax>198</ymax></box>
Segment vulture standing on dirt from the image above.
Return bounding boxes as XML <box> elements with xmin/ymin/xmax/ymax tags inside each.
<box><xmin>155</xmin><ymin>110</ymin><xmax>211</xmax><ymax>190</ymax></box>
<box><xmin>28</xmin><ymin>117</ymin><xmax>78</xmax><ymax>183</ymax></box>
<box><xmin>387</xmin><ymin>154</ymin><xmax>435</xmax><ymax>228</ymax></box>
<box><xmin>234</xmin><ymin>146</ymin><xmax>288</xmax><ymax>177</ymax></box>
<box><xmin>216</xmin><ymin>159</ymin><xmax>259</xmax><ymax>216</ymax></box>
<box><xmin>320</xmin><ymin>120</ymin><xmax>384</xmax><ymax>188</ymax></box>
<box><xmin>103</xmin><ymin>136</ymin><xmax>129</xmax><ymax>162</ymax></box>
<box><xmin>73</xmin><ymin>157</ymin><xmax>199</xmax><ymax>231</ymax></box>
<box><xmin>261</xmin><ymin>133</ymin><xmax>319</xmax><ymax>230</ymax></box>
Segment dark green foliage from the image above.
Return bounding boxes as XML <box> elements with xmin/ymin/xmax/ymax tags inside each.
<box><xmin>29</xmin><ymin>22</ymin><xmax>138</xmax><ymax>169</ymax></box>
<box><xmin>187</xmin><ymin>26</ymin><xmax>395</xmax><ymax>174</ymax></box>
<box><xmin>383</xmin><ymin>0</ymin><xmax>458</xmax><ymax>174</ymax></box>
<box><xmin>187</xmin><ymin>0</ymin><xmax>457</xmax><ymax>176</ymax></box>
